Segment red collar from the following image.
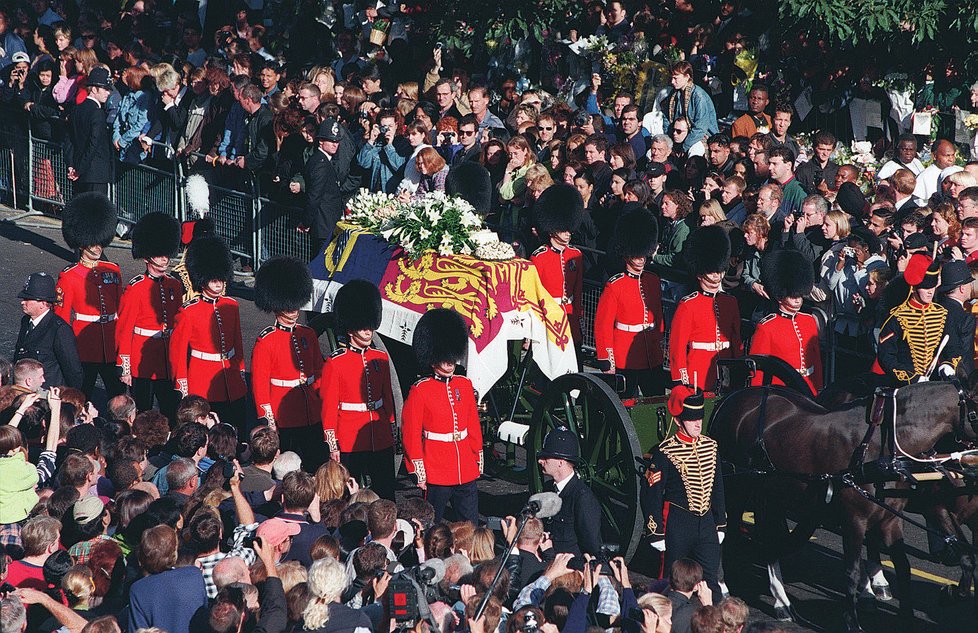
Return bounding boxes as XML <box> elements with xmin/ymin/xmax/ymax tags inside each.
<box><xmin>908</xmin><ymin>299</ymin><xmax>930</xmax><ymax>310</ymax></box>
<box><xmin>676</xmin><ymin>430</ymin><xmax>698</xmax><ymax>443</ymax></box>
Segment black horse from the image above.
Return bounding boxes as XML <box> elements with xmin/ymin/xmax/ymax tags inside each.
<box><xmin>710</xmin><ymin>380</ymin><xmax>978</xmax><ymax>632</ymax></box>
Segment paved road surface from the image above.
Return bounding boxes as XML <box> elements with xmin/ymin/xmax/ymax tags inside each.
<box><xmin>0</xmin><ymin>210</ymin><xmax>974</xmax><ymax>632</ymax></box>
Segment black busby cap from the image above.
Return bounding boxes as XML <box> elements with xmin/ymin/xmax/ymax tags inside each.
<box><xmin>446</xmin><ymin>162</ymin><xmax>493</xmax><ymax>214</ymax></box>
<box><xmin>131</xmin><ymin>212</ymin><xmax>180</xmax><ymax>259</ymax></box>
<box><xmin>333</xmin><ymin>279</ymin><xmax>382</xmax><ymax>333</ymax></box>
<box><xmin>62</xmin><ymin>192</ymin><xmax>118</xmax><ymax>250</ymax></box>
<box><xmin>685</xmin><ymin>225</ymin><xmax>731</xmax><ymax>275</ymax></box>
<box><xmin>185</xmin><ymin>235</ymin><xmax>233</xmax><ymax>291</ymax></box>
<box><xmin>760</xmin><ymin>249</ymin><xmax>814</xmax><ymax>302</ymax></box>
<box><xmin>613</xmin><ymin>206</ymin><xmax>658</xmax><ymax>258</ymax></box>
<box><xmin>534</xmin><ymin>183</ymin><xmax>585</xmax><ymax>236</ymax></box>
<box><xmin>537</xmin><ymin>426</ymin><xmax>580</xmax><ymax>464</ymax></box>
<box><xmin>679</xmin><ymin>390</ymin><xmax>706</xmax><ymax>421</ymax></box>
<box><xmin>254</xmin><ymin>257</ymin><xmax>312</xmax><ymax>313</ymax></box>
<box><xmin>413</xmin><ymin>308</ymin><xmax>468</xmax><ymax>369</ymax></box>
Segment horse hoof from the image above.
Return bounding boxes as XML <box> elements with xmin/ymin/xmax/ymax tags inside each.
<box><xmin>773</xmin><ymin>606</ymin><xmax>794</xmax><ymax>622</ymax></box>
<box><xmin>872</xmin><ymin>584</ymin><xmax>893</xmax><ymax>601</ymax></box>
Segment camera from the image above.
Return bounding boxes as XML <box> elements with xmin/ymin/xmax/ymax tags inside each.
<box><xmin>377</xmin><ymin>124</ymin><xmax>390</xmax><ymax>145</ymax></box>
<box><xmin>439</xmin><ymin>132</ymin><xmax>455</xmax><ymax>145</ymax></box>
<box><xmin>574</xmin><ymin>111</ymin><xmax>590</xmax><ymax>127</ymax></box>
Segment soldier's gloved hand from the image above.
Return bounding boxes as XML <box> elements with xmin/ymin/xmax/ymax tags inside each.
<box><xmin>650</xmin><ymin>539</ymin><xmax>666</xmax><ymax>552</ymax></box>
<box><xmin>717</xmin><ymin>530</ymin><xmax>725</xmax><ymax>545</ymax></box>
<box><xmin>938</xmin><ymin>364</ymin><xmax>955</xmax><ymax>379</ymax></box>
<box><xmin>596</xmin><ymin>359</ymin><xmax>612</xmax><ymax>372</ymax></box>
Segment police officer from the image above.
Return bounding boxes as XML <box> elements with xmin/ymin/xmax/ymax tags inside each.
<box><xmin>55</xmin><ymin>192</ymin><xmax>125</xmax><ymax>400</ymax></box>
<box><xmin>537</xmin><ymin>427</ymin><xmax>602</xmax><ymax>557</ymax></box>
<box><xmin>252</xmin><ymin>257</ymin><xmax>325</xmax><ymax>467</ymax></box>
<box><xmin>320</xmin><ymin>280</ymin><xmax>396</xmax><ymax>499</ymax></box>
<box><xmin>749</xmin><ymin>249</ymin><xmax>823</xmax><ymax>393</ymax></box>
<box><xmin>170</xmin><ymin>236</ymin><xmax>248</xmax><ymax>427</ymax></box>
<box><xmin>13</xmin><ymin>273</ymin><xmax>83</xmax><ymax>390</ymax></box>
<box><xmin>670</xmin><ymin>226</ymin><xmax>742</xmax><ymax>392</ymax></box>
<box><xmin>531</xmin><ymin>183</ymin><xmax>585</xmax><ymax>346</ymax></box>
<box><xmin>935</xmin><ymin>259</ymin><xmax>976</xmax><ymax>378</ymax></box>
<box><xmin>873</xmin><ymin>253</ymin><xmax>961</xmax><ymax>384</ymax></box>
<box><xmin>594</xmin><ymin>208</ymin><xmax>665</xmax><ymax>397</ymax></box>
<box><xmin>116</xmin><ymin>212</ymin><xmax>184</xmax><ymax>420</ymax></box>
<box><xmin>642</xmin><ymin>386</ymin><xmax>725</xmax><ymax>601</ymax></box>
<box><xmin>402</xmin><ymin>309</ymin><xmax>483</xmax><ymax>524</ymax></box>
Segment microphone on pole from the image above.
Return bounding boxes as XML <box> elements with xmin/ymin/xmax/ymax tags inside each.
<box><xmin>525</xmin><ymin>492</ymin><xmax>562</xmax><ymax>518</ymax></box>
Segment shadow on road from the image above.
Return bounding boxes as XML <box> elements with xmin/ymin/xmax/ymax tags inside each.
<box><xmin>0</xmin><ymin>220</ymin><xmax>75</xmax><ymax>263</ymax></box>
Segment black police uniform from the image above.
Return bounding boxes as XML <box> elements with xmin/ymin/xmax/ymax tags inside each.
<box><xmin>641</xmin><ymin>392</ymin><xmax>725</xmax><ymax>599</ymax></box>
<box><xmin>538</xmin><ymin>427</ymin><xmax>603</xmax><ymax>557</ymax></box>
<box><xmin>13</xmin><ymin>274</ymin><xmax>83</xmax><ymax>389</ymax></box>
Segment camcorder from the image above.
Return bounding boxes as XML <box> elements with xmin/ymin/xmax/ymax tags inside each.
<box><xmin>388</xmin><ymin>559</ymin><xmax>444</xmax><ymax>631</ymax></box>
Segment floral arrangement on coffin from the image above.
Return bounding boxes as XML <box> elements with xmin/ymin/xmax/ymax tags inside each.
<box><xmin>474</xmin><ymin>240</ymin><xmax>517</xmax><ymax>261</ymax></box>
<box><xmin>344</xmin><ymin>189</ymin><xmax>488</xmax><ymax>258</ymax></box>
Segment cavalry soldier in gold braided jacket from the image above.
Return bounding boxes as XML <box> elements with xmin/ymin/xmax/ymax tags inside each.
<box><xmin>872</xmin><ymin>253</ymin><xmax>961</xmax><ymax>385</ymax></box>
<box><xmin>641</xmin><ymin>385</ymin><xmax>725</xmax><ymax>602</ymax></box>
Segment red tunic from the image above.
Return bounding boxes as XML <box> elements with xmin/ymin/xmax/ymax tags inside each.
<box><xmin>115</xmin><ymin>273</ymin><xmax>184</xmax><ymax>380</ymax></box>
<box><xmin>531</xmin><ymin>245</ymin><xmax>584</xmax><ymax>343</ymax></box>
<box><xmin>669</xmin><ymin>290</ymin><xmax>742</xmax><ymax>391</ymax></box>
<box><xmin>402</xmin><ymin>374</ymin><xmax>483</xmax><ymax>486</ymax></box>
<box><xmin>251</xmin><ymin>323</ymin><xmax>324</xmax><ymax>428</ymax></box>
<box><xmin>593</xmin><ymin>271</ymin><xmax>664</xmax><ymax>370</ymax></box>
<box><xmin>749</xmin><ymin>310</ymin><xmax>823</xmax><ymax>393</ymax></box>
<box><xmin>169</xmin><ymin>295</ymin><xmax>247</xmax><ymax>402</ymax></box>
<box><xmin>320</xmin><ymin>346</ymin><xmax>395</xmax><ymax>453</ymax></box>
<box><xmin>55</xmin><ymin>261</ymin><xmax>122</xmax><ymax>364</ymax></box>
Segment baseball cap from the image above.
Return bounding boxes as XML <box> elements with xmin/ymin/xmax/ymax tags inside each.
<box><xmin>645</xmin><ymin>162</ymin><xmax>667</xmax><ymax>178</ymax></box>
<box><xmin>903</xmin><ymin>232</ymin><xmax>929</xmax><ymax>251</ymax></box>
<box><xmin>256</xmin><ymin>518</ymin><xmax>301</xmax><ymax>547</ymax></box>
<box><xmin>11</xmin><ymin>51</ymin><xmax>29</xmax><ymax>64</ymax></box>
<box><xmin>73</xmin><ymin>496</ymin><xmax>105</xmax><ymax>524</ymax></box>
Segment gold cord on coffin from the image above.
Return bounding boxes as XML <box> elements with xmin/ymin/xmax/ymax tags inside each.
<box><xmin>659</xmin><ymin>435</ymin><xmax>718</xmax><ymax>516</ymax></box>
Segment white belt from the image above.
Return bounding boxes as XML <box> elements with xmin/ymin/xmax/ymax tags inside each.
<box><xmin>689</xmin><ymin>341</ymin><xmax>730</xmax><ymax>351</ymax></box>
<box><xmin>271</xmin><ymin>376</ymin><xmax>316</xmax><ymax>388</ymax></box>
<box><xmin>798</xmin><ymin>367</ymin><xmax>813</xmax><ymax>377</ymax></box>
<box><xmin>339</xmin><ymin>399</ymin><xmax>384</xmax><ymax>412</ymax></box>
<box><xmin>615</xmin><ymin>321</ymin><xmax>654</xmax><ymax>332</ymax></box>
<box><xmin>134</xmin><ymin>327</ymin><xmax>170</xmax><ymax>338</ymax></box>
<box><xmin>425</xmin><ymin>428</ymin><xmax>468</xmax><ymax>442</ymax></box>
<box><xmin>75</xmin><ymin>312</ymin><xmax>117</xmax><ymax>323</ymax></box>
<box><xmin>191</xmin><ymin>348</ymin><xmax>235</xmax><ymax>362</ymax></box>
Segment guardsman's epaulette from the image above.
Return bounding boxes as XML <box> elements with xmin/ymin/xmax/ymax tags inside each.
<box><xmin>103</xmin><ymin>261</ymin><xmax>120</xmax><ymax>270</ymax></box>
<box><xmin>607</xmin><ymin>273</ymin><xmax>624</xmax><ymax>284</ymax></box>
<box><xmin>62</xmin><ymin>263</ymin><xmax>77</xmax><ymax>273</ymax></box>
<box><xmin>182</xmin><ymin>297</ymin><xmax>200</xmax><ymax>308</ymax></box>
<box><xmin>758</xmin><ymin>313</ymin><xmax>776</xmax><ymax>325</ymax></box>
<box><xmin>224</xmin><ymin>296</ymin><xmax>238</xmax><ymax>304</ymax></box>
<box><xmin>532</xmin><ymin>245</ymin><xmax>547</xmax><ymax>257</ymax></box>
<box><xmin>329</xmin><ymin>348</ymin><xmax>347</xmax><ymax>358</ymax></box>
<box><xmin>258</xmin><ymin>325</ymin><xmax>275</xmax><ymax>339</ymax></box>
<box><xmin>412</xmin><ymin>376</ymin><xmax>432</xmax><ymax>387</ymax></box>
<box><xmin>681</xmin><ymin>291</ymin><xmax>699</xmax><ymax>302</ymax></box>
<box><xmin>128</xmin><ymin>274</ymin><xmax>145</xmax><ymax>286</ymax></box>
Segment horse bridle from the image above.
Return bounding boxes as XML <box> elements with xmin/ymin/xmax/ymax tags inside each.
<box><xmin>954</xmin><ymin>380</ymin><xmax>978</xmax><ymax>444</ymax></box>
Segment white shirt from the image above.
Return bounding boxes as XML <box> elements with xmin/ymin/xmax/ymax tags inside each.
<box><xmin>30</xmin><ymin>308</ymin><xmax>50</xmax><ymax>329</ymax></box>
<box><xmin>554</xmin><ymin>471</ymin><xmax>574</xmax><ymax>493</ymax></box>
<box><xmin>912</xmin><ymin>163</ymin><xmax>942</xmax><ymax>201</ymax></box>
<box><xmin>877</xmin><ymin>157</ymin><xmax>924</xmax><ymax>180</ymax></box>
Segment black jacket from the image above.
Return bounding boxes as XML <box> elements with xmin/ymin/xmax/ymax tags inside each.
<box><xmin>936</xmin><ymin>295</ymin><xmax>976</xmax><ymax>377</ymax></box>
<box><xmin>65</xmin><ymin>98</ymin><xmax>113</xmax><ymax>184</ymax></box>
<box><xmin>147</xmin><ymin>89</ymin><xmax>193</xmax><ymax>150</ymax></box>
<box><xmin>242</xmin><ymin>104</ymin><xmax>275</xmax><ymax>172</ymax></box>
<box><xmin>543</xmin><ymin>474</ymin><xmax>603</xmax><ymax>557</ymax></box>
<box><xmin>795</xmin><ymin>158</ymin><xmax>839</xmax><ymax>195</ymax></box>
<box><xmin>13</xmin><ymin>310</ymin><xmax>83</xmax><ymax>389</ymax></box>
<box><xmin>302</xmin><ymin>149</ymin><xmax>344</xmax><ymax>242</ymax></box>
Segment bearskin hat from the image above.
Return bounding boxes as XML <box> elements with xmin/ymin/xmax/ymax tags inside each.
<box><xmin>445</xmin><ymin>162</ymin><xmax>493</xmax><ymax>214</ymax></box>
<box><xmin>333</xmin><ymin>279</ymin><xmax>382</xmax><ymax>333</ymax></box>
<box><xmin>534</xmin><ymin>183</ymin><xmax>585</xmax><ymax>236</ymax></box>
<box><xmin>685</xmin><ymin>225</ymin><xmax>731</xmax><ymax>275</ymax></box>
<box><xmin>760</xmin><ymin>250</ymin><xmax>814</xmax><ymax>302</ymax></box>
<box><xmin>254</xmin><ymin>257</ymin><xmax>313</xmax><ymax>313</ymax></box>
<box><xmin>185</xmin><ymin>235</ymin><xmax>233</xmax><ymax>291</ymax></box>
<box><xmin>131</xmin><ymin>212</ymin><xmax>180</xmax><ymax>259</ymax></box>
<box><xmin>413</xmin><ymin>308</ymin><xmax>468</xmax><ymax>369</ymax></box>
<box><xmin>62</xmin><ymin>192</ymin><xmax>118</xmax><ymax>250</ymax></box>
<box><xmin>612</xmin><ymin>206</ymin><xmax>658</xmax><ymax>258</ymax></box>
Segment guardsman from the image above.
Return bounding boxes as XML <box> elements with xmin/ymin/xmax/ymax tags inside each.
<box><xmin>170</xmin><ymin>236</ymin><xmax>247</xmax><ymax>427</ymax></box>
<box><xmin>594</xmin><ymin>208</ymin><xmax>665</xmax><ymax>397</ymax></box>
<box><xmin>173</xmin><ymin>174</ymin><xmax>216</xmax><ymax>303</ymax></box>
<box><xmin>642</xmin><ymin>385</ymin><xmax>725</xmax><ymax>601</ymax></box>
<box><xmin>116</xmin><ymin>212</ymin><xmax>184</xmax><ymax>420</ymax></box>
<box><xmin>531</xmin><ymin>183</ymin><xmax>585</xmax><ymax>346</ymax></box>
<box><xmin>669</xmin><ymin>226</ymin><xmax>742</xmax><ymax>392</ymax></box>
<box><xmin>320</xmin><ymin>280</ymin><xmax>396</xmax><ymax>500</ymax></box>
<box><xmin>935</xmin><ymin>259</ymin><xmax>976</xmax><ymax>378</ymax></box>
<box><xmin>401</xmin><ymin>309</ymin><xmax>483</xmax><ymax>524</ymax></box>
<box><xmin>873</xmin><ymin>253</ymin><xmax>960</xmax><ymax>384</ymax></box>
<box><xmin>252</xmin><ymin>257</ymin><xmax>325</xmax><ymax>468</ymax></box>
<box><xmin>55</xmin><ymin>192</ymin><xmax>125</xmax><ymax>399</ymax></box>
<box><xmin>749</xmin><ymin>249</ymin><xmax>823</xmax><ymax>393</ymax></box>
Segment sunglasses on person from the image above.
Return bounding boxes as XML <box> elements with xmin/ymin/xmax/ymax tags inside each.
<box><xmin>459</xmin><ymin>129</ymin><xmax>477</xmax><ymax>136</ymax></box>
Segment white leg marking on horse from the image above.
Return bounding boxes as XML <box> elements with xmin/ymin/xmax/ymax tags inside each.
<box><xmin>768</xmin><ymin>561</ymin><xmax>791</xmax><ymax>609</ymax></box>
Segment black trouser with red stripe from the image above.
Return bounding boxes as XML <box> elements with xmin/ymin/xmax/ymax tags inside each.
<box><xmin>664</xmin><ymin>505</ymin><xmax>722</xmax><ymax>604</ymax></box>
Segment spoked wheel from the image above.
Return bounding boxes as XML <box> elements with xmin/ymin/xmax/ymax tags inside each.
<box><xmin>529</xmin><ymin>373</ymin><xmax>644</xmax><ymax>561</ymax></box>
